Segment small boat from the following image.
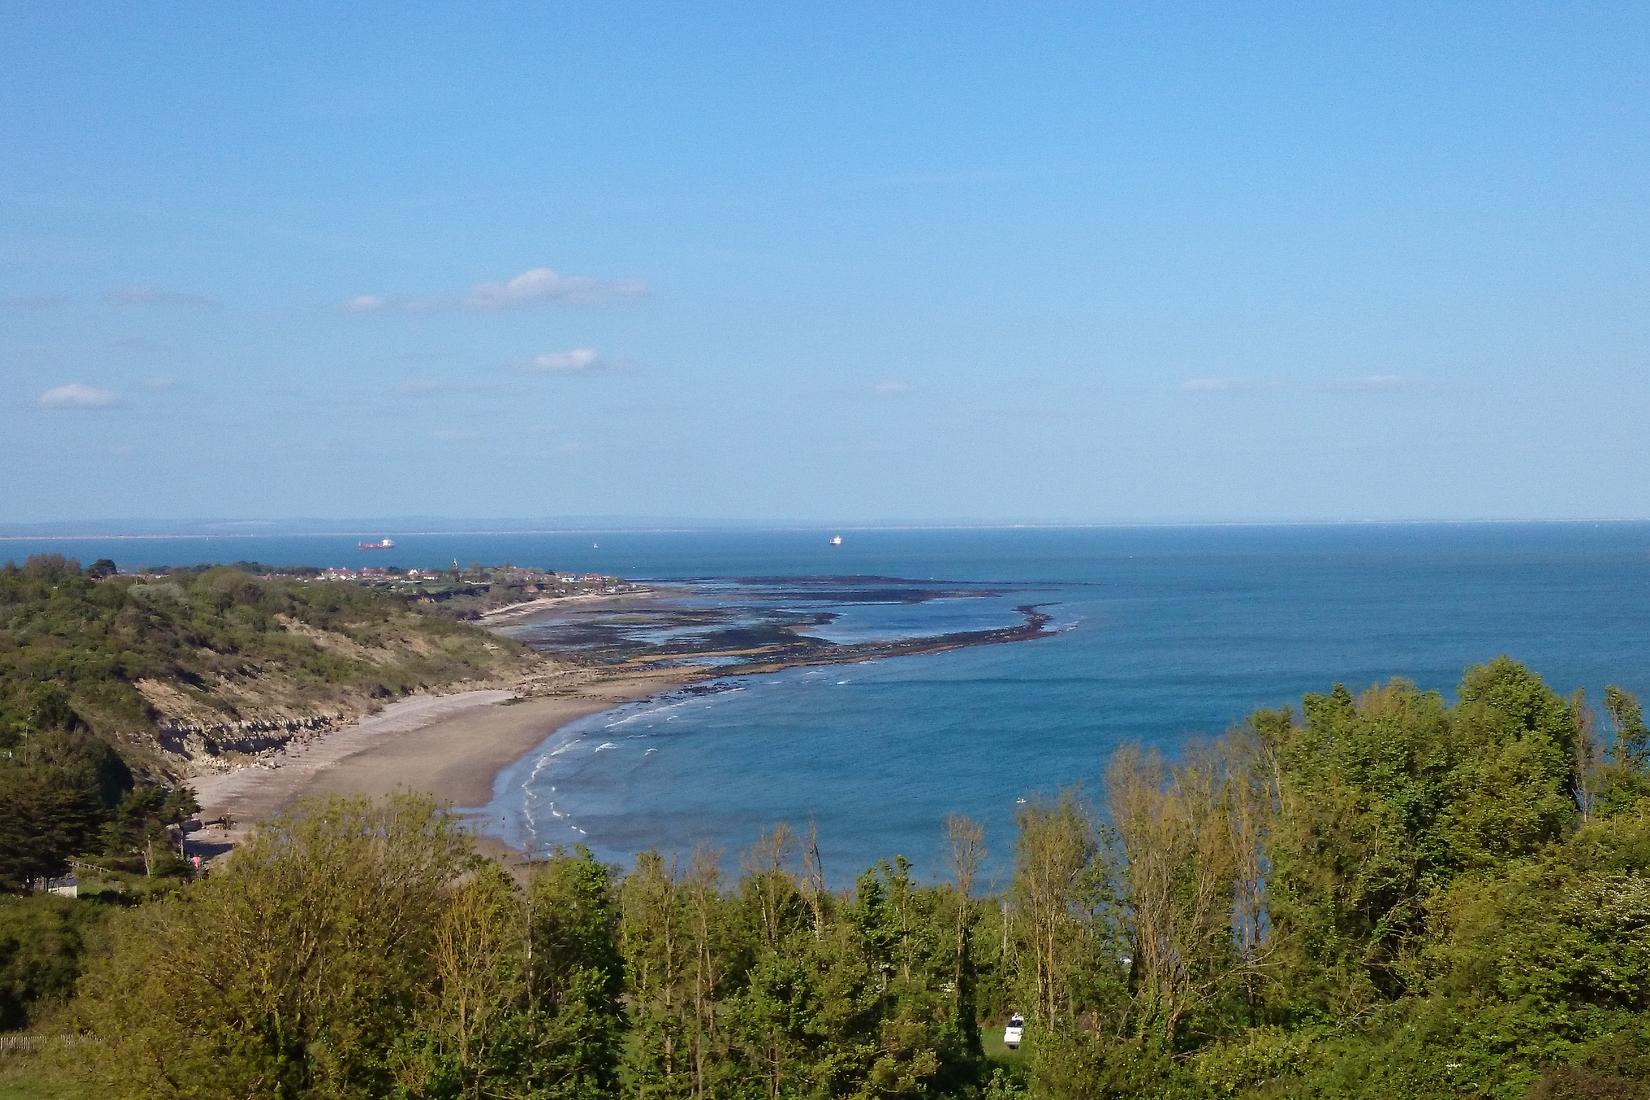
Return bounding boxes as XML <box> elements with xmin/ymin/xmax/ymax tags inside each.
<box><xmin>357</xmin><ymin>537</ymin><xmax>395</xmax><ymax>551</ymax></box>
<box><xmin>829</xmin><ymin>535</ymin><xmax>843</xmax><ymax>546</ymax></box>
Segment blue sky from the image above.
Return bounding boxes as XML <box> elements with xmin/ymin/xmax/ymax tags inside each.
<box><xmin>3</xmin><ymin>4</ymin><xmax>1646</xmax><ymax>525</ymax></box>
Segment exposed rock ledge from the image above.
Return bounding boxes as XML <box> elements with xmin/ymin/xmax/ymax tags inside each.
<box><xmin>157</xmin><ymin>712</ymin><xmax>353</xmax><ymax>766</ymax></box>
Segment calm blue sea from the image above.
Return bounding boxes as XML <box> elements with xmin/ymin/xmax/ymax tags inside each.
<box><xmin>10</xmin><ymin>523</ymin><xmax>1650</xmax><ymax>884</ymax></box>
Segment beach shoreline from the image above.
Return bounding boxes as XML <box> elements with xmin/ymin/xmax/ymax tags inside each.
<box><xmin>186</xmin><ymin>664</ymin><xmax>702</xmax><ymax>863</ymax></box>
<box><xmin>185</xmin><ymin>587</ymin><xmax>1057</xmax><ymax>867</ymax></box>
<box><xmin>476</xmin><ymin>584</ymin><xmax>680</xmax><ymax>624</ymax></box>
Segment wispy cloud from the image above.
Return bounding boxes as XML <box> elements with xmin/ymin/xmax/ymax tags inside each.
<box><xmin>39</xmin><ymin>383</ymin><xmax>118</xmax><ymax>409</ymax></box>
<box><xmin>468</xmin><ymin>268</ymin><xmax>647</xmax><ymax>310</ymax></box>
<box><xmin>342</xmin><ymin>294</ymin><xmax>388</xmax><ymax>314</ymax></box>
<box><xmin>1</xmin><ymin>294</ymin><xmax>67</xmax><ymax>309</ymax></box>
<box><xmin>105</xmin><ymin>287</ymin><xmax>220</xmax><ymax>308</ymax></box>
<box><xmin>872</xmin><ymin>380</ymin><xmax>913</xmax><ymax>396</ymax></box>
<box><xmin>522</xmin><ymin>348</ymin><xmax>604</xmax><ymax>374</ymax></box>
<box><xmin>344</xmin><ymin>266</ymin><xmax>649</xmax><ymax>314</ymax></box>
<box><xmin>141</xmin><ymin>376</ymin><xmax>176</xmax><ymax>391</ymax></box>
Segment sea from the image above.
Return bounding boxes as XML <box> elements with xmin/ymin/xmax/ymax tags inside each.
<box><xmin>9</xmin><ymin>523</ymin><xmax>1650</xmax><ymax>886</ymax></box>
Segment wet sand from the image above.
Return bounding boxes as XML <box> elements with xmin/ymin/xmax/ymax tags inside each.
<box><xmin>187</xmin><ymin>666</ymin><xmax>697</xmax><ymax>859</ymax></box>
<box><xmin>184</xmin><ymin>583</ymin><xmax>1053</xmax><ymax>865</ymax></box>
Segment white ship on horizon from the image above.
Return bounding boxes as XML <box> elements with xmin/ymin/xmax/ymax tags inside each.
<box><xmin>829</xmin><ymin>535</ymin><xmax>843</xmax><ymax>546</ymax></box>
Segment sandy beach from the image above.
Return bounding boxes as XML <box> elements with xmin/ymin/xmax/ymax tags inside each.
<box><xmin>181</xmin><ymin>583</ymin><xmax>1050</xmax><ymax>865</ymax></box>
<box><xmin>187</xmin><ymin>665</ymin><xmax>698</xmax><ymax>859</ymax></box>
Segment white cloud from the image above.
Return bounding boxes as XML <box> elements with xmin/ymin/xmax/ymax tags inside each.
<box><xmin>39</xmin><ymin>383</ymin><xmax>118</xmax><ymax>409</ymax></box>
<box><xmin>466</xmin><ymin>267</ymin><xmax>648</xmax><ymax>310</ymax></box>
<box><xmin>105</xmin><ymin>287</ymin><xmax>220</xmax><ymax>308</ymax></box>
<box><xmin>872</xmin><ymin>380</ymin><xmax>912</xmax><ymax>396</ymax></box>
<box><xmin>343</xmin><ymin>266</ymin><xmax>649</xmax><ymax>314</ymax></box>
<box><xmin>523</xmin><ymin>348</ymin><xmax>603</xmax><ymax>374</ymax></box>
<box><xmin>341</xmin><ymin>294</ymin><xmax>388</xmax><ymax>314</ymax></box>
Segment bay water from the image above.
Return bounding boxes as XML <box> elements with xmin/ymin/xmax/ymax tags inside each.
<box><xmin>11</xmin><ymin>523</ymin><xmax>1650</xmax><ymax>883</ymax></box>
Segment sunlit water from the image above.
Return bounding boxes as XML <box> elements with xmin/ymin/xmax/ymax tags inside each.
<box><xmin>14</xmin><ymin>523</ymin><xmax>1650</xmax><ymax>883</ymax></box>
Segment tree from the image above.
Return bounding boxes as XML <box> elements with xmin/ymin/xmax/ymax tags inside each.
<box><xmin>397</xmin><ymin>861</ymin><xmax>528</xmax><ymax>1094</ymax></box>
<box><xmin>75</xmin><ymin>794</ymin><xmax>474</xmax><ymax>1098</ymax></box>
<box><xmin>622</xmin><ymin>850</ymin><xmax>692</xmax><ymax>1098</ymax></box>
<box><xmin>1604</xmin><ymin>686</ymin><xmax>1650</xmax><ymax>768</ymax></box>
<box><xmin>1262</xmin><ymin>678</ymin><xmax>1463</xmax><ymax>1006</ymax></box>
<box><xmin>1444</xmin><ymin>659</ymin><xmax>1578</xmax><ymax>868</ymax></box>
<box><xmin>1106</xmin><ymin>740</ymin><xmax>1273</xmax><ymax>1045</ymax></box>
<box><xmin>1010</xmin><ymin>792</ymin><xmax>1096</xmax><ymax>1027</ymax></box>
<box><xmin>0</xmin><ymin>894</ymin><xmax>110</xmax><ymax>1031</ymax></box>
<box><xmin>677</xmin><ymin>846</ymin><xmax>731</xmax><ymax>1098</ymax></box>
<box><xmin>944</xmin><ymin>814</ymin><xmax>986</xmax><ymax>1058</ymax></box>
<box><xmin>0</xmin><ymin>730</ymin><xmax>132</xmax><ymax>892</ymax></box>
<box><xmin>523</xmin><ymin>845</ymin><xmax>626</xmax><ymax>1098</ymax></box>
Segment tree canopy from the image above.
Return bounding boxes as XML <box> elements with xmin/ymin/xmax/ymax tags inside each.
<box><xmin>1</xmin><ymin>658</ymin><xmax>1646</xmax><ymax>1098</ymax></box>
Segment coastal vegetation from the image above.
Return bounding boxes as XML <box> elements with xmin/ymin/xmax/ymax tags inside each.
<box><xmin>0</xmin><ymin>554</ymin><xmax>532</xmax><ymax>901</ymax></box>
<box><xmin>1</xmin><ymin>656</ymin><xmax>1646</xmax><ymax>1097</ymax></box>
<box><xmin>0</xmin><ymin>555</ymin><xmax>530</xmax><ymax>755</ymax></box>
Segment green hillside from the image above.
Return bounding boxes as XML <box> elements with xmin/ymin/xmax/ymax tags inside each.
<box><xmin>0</xmin><ymin>554</ymin><xmax>532</xmax><ymax>768</ymax></box>
<box><xmin>0</xmin><ymin>554</ymin><xmax>535</xmax><ymax>898</ymax></box>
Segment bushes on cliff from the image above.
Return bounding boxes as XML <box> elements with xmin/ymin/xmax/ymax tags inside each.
<box><xmin>0</xmin><ymin>556</ymin><xmax>526</xmax><ymax>756</ymax></box>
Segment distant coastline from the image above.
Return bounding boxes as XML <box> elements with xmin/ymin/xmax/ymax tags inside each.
<box><xmin>9</xmin><ymin>515</ymin><xmax>1650</xmax><ymax>543</ymax></box>
<box><xmin>187</xmin><ymin>581</ymin><xmax>1058</xmax><ymax>866</ymax></box>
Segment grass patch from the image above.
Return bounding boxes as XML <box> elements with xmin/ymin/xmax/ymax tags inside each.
<box><xmin>0</xmin><ymin>1040</ymin><xmax>86</xmax><ymax>1099</ymax></box>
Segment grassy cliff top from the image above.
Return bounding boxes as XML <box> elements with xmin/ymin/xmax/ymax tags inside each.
<box><xmin>0</xmin><ymin>555</ymin><xmax>536</xmax><ymax>773</ymax></box>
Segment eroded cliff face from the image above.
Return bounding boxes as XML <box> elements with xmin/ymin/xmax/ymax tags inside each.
<box><xmin>153</xmin><ymin>707</ymin><xmax>348</xmax><ymax>765</ymax></box>
<box><xmin>124</xmin><ymin>618</ymin><xmax>540</xmax><ymax>772</ymax></box>
<box><xmin>134</xmin><ymin>665</ymin><xmax>537</xmax><ymax>772</ymax></box>
<box><xmin>1</xmin><ymin>561</ymin><xmax>561</xmax><ymax>781</ymax></box>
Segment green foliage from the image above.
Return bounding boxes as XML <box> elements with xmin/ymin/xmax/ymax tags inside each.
<box><xmin>74</xmin><ymin>795</ymin><xmax>477</xmax><ymax>1098</ymax></box>
<box><xmin>1604</xmin><ymin>685</ymin><xmax>1650</xmax><ymax>767</ymax></box>
<box><xmin>1260</xmin><ymin>662</ymin><xmax>1584</xmax><ymax>1011</ymax></box>
<box><xmin>0</xmin><ymin>1041</ymin><xmax>86</xmax><ymax>1100</ymax></box>
<box><xmin>3</xmin><ymin>659</ymin><xmax>1646</xmax><ymax>1097</ymax></box>
<box><xmin>1025</xmin><ymin>1025</ymin><xmax>1199</xmax><ymax>1100</ymax></box>
<box><xmin>0</xmin><ymin>729</ymin><xmax>135</xmax><ymax>893</ymax></box>
<box><xmin>0</xmin><ymin>555</ymin><xmax>527</xmax><ymax>759</ymax></box>
<box><xmin>0</xmin><ymin>895</ymin><xmax>112</xmax><ymax>1031</ymax></box>
<box><xmin>1191</xmin><ymin>1025</ymin><xmax>1316</xmax><ymax>1097</ymax></box>
<box><xmin>523</xmin><ymin>845</ymin><xmax>626</xmax><ymax>1097</ymax></box>
<box><xmin>0</xmin><ymin>554</ymin><xmax>528</xmax><ymax>899</ymax></box>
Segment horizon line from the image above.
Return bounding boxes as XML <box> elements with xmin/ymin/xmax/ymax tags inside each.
<box><xmin>6</xmin><ymin>516</ymin><xmax>1650</xmax><ymax>542</ymax></box>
